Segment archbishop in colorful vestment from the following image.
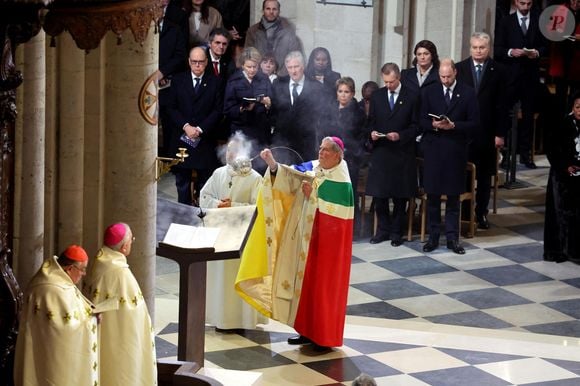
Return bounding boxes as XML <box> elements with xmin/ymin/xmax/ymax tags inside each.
<box><xmin>236</xmin><ymin>136</ymin><xmax>354</xmax><ymax>349</ymax></box>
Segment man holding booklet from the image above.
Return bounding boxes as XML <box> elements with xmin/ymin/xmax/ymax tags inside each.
<box><xmin>366</xmin><ymin>62</ymin><xmax>420</xmax><ymax>246</ymax></box>
<box><xmin>419</xmin><ymin>59</ymin><xmax>480</xmax><ymax>255</ymax></box>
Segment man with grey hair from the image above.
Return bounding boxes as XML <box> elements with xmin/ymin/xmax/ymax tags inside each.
<box><xmin>245</xmin><ymin>0</ymin><xmax>303</xmax><ymax>76</ymax></box>
<box><xmin>271</xmin><ymin>50</ymin><xmax>329</xmax><ymax>162</ymax></box>
<box><xmin>457</xmin><ymin>32</ymin><xmax>510</xmax><ymax>230</ymax></box>
<box><xmin>236</xmin><ymin>136</ymin><xmax>354</xmax><ymax>351</ymax></box>
<box><xmin>83</xmin><ymin>223</ymin><xmax>157</xmax><ymax>386</ymax></box>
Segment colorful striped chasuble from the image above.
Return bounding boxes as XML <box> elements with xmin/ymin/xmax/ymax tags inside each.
<box><xmin>236</xmin><ymin>159</ymin><xmax>354</xmax><ymax>346</ymax></box>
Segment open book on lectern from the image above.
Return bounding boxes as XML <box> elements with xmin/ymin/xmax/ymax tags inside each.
<box><xmin>160</xmin><ymin>223</ymin><xmax>220</xmax><ymax>250</ymax></box>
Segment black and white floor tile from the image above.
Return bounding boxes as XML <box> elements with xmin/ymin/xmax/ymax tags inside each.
<box><xmin>154</xmin><ymin>156</ymin><xmax>580</xmax><ymax>385</ymax></box>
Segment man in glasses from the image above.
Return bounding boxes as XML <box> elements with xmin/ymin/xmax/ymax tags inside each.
<box><xmin>167</xmin><ymin>46</ymin><xmax>224</xmax><ymax>205</ymax></box>
<box><xmin>14</xmin><ymin>245</ymin><xmax>99</xmax><ymax>386</ymax></box>
<box><xmin>84</xmin><ymin>223</ymin><xmax>157</xmax><ymax>386</ymax></box>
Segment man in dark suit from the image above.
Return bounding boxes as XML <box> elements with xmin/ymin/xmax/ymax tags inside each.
<box><xmin>420</xmin><ymin>59</ymin><xmax>480</xmax><ymax>255</ymax></box>
<box><xmin>157</xmin><ymin>0</ymin><xmax>189</xmax><ymax>157</ymax></box>
<box><xmin>457</xmin><ymin>32</ymin><xmax>510</xmax><ymax>230</ymax></box>
<box><xmin>167</xmin><ymin>47</ymin><xmax>224</xmax><ymax>205</ymax></box>
<box><xmin>271</xmin><ymin>50</ymin><xmax>328</xmax><ymax>162</ymax></box>
<box><xmin>366</xmin><ymin>63</ymin><xmax>420</xmax><ymax>246</ymax></box>
<box><xmin>494</xmin><ymin>0</ymin><xmax>547</xmax><ymax>168</ymax></box>
<box><xmin>205</xmin><ymin>28</ymin><xmax>235</xmax><ymax>142</ymax></box>
<box><xmin>204</xmin><ymin>28</ymin><xmax>235</xmax><ymax>82</ymax></box>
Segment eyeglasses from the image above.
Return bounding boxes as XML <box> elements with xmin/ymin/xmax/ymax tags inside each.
<box><xmin>189</xmin><ymin>59</ymin><xmax>206</xmax><ymax>66</ymax></box>
<box><xmin>71</xmin><ymin>265</ymin><xmax>87</xmax><ymax>273</ymax></box>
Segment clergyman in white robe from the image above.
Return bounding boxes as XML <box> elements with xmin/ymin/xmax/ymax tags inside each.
<box><xmin>200</xmin><ymin>162</ymin><xmax>267</xmax><ymax>329</ymax></box>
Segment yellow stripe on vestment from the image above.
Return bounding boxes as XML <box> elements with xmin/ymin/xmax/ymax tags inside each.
<box><xmin>235</xmin><ymin>189</ymin><xmax>273</xmax><ymax>318</ymax></box>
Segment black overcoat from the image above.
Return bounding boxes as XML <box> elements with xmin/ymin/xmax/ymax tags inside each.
<box><xmin>419</xmin><ymin>81</ymin><xmax>480</xmax><ymax>195</ymax></box>
<box><xmin>544</xmin><ymin>114</ymin><xmax>580</xmax><ymax>263</ymax></box>
<box><xmin>365</xmin><ymin>85</ymin><xmax>420</xmax><ymax>198</ymax></box>
<box><xmin>166</xmin><ymin>71</ymin><xmax>224</xmax><ymax>169</ymax></box>
<box><xmin>224</xmin><ymin>69</ymin><xmax>273</xmax><ymax>146</ymax></box>
<box><xmin>456</xmin><ymin>58</ymin><xmax>510</xmax><ymax>176</ymax></box>
<box><xmin>270</xmin><ymin>76</ymin><xmax>329</xmax><ymax>162</ymax></box>
<box><xmin>400</xmin><ymin>66</ymin><xmax>440</xmax><ymax>94</ymax></box>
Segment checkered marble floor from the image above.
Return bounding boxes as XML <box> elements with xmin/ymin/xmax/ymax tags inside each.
<box><xmin>154</xmin><ymin>156</ymin><xmax>580</xmax><ymax>385</ymax></box>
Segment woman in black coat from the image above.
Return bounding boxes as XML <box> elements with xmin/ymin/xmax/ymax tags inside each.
<box><xmin>319</xmin><ymin>76</ymin><xmax>366</xmax><ymax>202</ymax></box>
<box><xmin>544</xmin><ymin>94</ymin><xmax>580</xmax><ymax>264</ymax></box>
<box><xmin>305</xmin><ymin>47</ymin><xmax>341</xmax><ymax>101</ymax></box>
<box><xmin>224</xmin><ymin>46</ymin><xmax>273</xmax><ymax>147</ymax></box>
<box><xmin>400</xmin><ymin>40</ymin><xmax>440</xmax><ymax>94</ymax></box>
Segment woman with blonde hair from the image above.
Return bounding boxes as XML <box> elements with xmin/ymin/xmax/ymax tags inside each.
<box><xmin>224</xmin><ymin>47</ymin><xmax>273</xmax><ymax>172</ymax></box>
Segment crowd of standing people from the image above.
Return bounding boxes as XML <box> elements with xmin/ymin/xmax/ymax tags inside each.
<box><xmin>157</xmin><ymin>0</ymin><xmax>579</xmax><ymax>287</ymax></box>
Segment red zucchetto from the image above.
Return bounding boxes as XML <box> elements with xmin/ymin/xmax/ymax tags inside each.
<box><xmin>104</xmin><ymin>223</ymin><xmax>126</xmax><ymax>247</ymax></box>
<box><xmin>63</xmin><ymin>244</ymin><xmax>89</xmax><ymax>262</ymax></box>
<box><xmin>330</xmin><ymin>136</ymin><xmax>345</xmax><ymax>152</ymax></box>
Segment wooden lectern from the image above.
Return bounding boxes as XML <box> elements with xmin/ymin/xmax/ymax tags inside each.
<box><xmin>156</xmin><ymin>198</ymin><xmax>256</xmax><ymax>371</ymax></box>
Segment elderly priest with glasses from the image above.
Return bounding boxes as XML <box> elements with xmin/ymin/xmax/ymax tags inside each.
<box><xmin>236</xmin><ymin>136</ymin><xmax>354</xmax><ymax>352</ymax></box>
<box><xmin>14</xmin><ymin>245</ymin><xmax>99</xmax><ymax>386</ymax></box>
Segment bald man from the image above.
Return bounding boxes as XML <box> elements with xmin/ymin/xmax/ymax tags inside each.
<box><xmin>84</xmin><ymin>223</ymin><xmax>157</xmax><ymax>386</ymax></box>
<box><xmin>167</xmin><ymin>46</ymin><xmax>225</xmax><ymax>205</ymax></box>
<box><xmin>419</xmin><ymin>59</ymin><xmax>480</xmax><ymax>255</ymax></box>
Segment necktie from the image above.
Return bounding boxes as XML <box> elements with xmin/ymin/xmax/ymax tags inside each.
<box><xmin>213</xmin><ymin>61</ymin><xmax>219</xmax><ymax>76</ymax></box>
<box><xmin>521</xmin><ymin>16</ymin><xmax>528</xmax><ymax>35</ymax></box>
<box><xmin>475</xmin><ymin>64</ymin><xmax>482</xmax><ymax>88</ymax></box>
<box><xmin>389</xmin><ymin>91</ymin><xmax>395</xmax><ymax>110</ymax></box>
<box><xmin>292</xmin><ymin>83</ymin><xmax>299</xmax><ymax>104</ymax></box>
<box><xmin>194</xmin><ymin>77</ymin><xmax>201</xmax><ymax>93</ymax></box>
<box><xmin>445</xmin><ymin>88</ymin><xmax>451</xmax><ymax>106</ymax></box>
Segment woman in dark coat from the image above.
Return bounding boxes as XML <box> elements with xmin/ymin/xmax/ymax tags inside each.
<box><xmin>224</xmin><ymin>46</ymin><xmax>273</xmax><ymax>147</ymax></box>
<box><xmin>400</xmin><ymin>40</ymin><xmax>440</xmax><ymax>94</ymax></box>
<box><xmin>319</xmin><ymin>77</ymin><xmax>365</xmax><ymax>225</ymax></box>
<box><xmin>544</xmin><ymin>93</ymin><xmax>580</xmax><ymax>263</ymax></box>
<box><xmin>305</xmin><ymin>47</ymin><xmax>341</xmax><ymax>101</ymax></box>
<box><xmin>400</xmin><ymin>40</ymin><xmax>440</xmax><ymax>158</ymax></box>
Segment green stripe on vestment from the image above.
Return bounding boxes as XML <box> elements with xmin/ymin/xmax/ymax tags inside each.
<box><xmin>318</xmin><ymin>180</ymin><xmax>354</xmax><ymax>208</ymax></box>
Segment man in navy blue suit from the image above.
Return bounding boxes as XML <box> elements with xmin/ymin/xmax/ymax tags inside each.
<box><xmin>167</xmin><ymin>47</ymin><xmax>224</xmax><ymax>205</ymax></box>
<box><xmin>494</xmin><ymin>0</ymin><xmax>547</xmax><ymax>168</ymax></box>
<box><xmin>456</xmin><ymin>32</ymin><xmax>511</xmax><ymax>230</ymax></box>
<box><xmin>366</xmin><ymin>63</ymin><xmax>420</xmax><ymax>247</ymax></box>
<box><xmin>420</xmin><ymin>59</ymin><xmax>480</xmax><ymax>255</ymax></box>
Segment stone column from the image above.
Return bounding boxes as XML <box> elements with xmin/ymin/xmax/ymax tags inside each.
<box><xmin>57</xmin><ymin>33</ymin><xmax>85</xmax><ymax>249</ymax></box>
<box><xmin>13</xmin><ymin>31</ymin><xmax>46</xmax><ymax>287</ymax></box>
<box><xmin>44</xmin><ymin>34</ymin><xmax>58</xmax><ymax>256</ymax></box>
<box><xmin>83</xmin><ymin>45</ymin><xmax>106</xmax><ymax>255</ymax></box>
<box><xmin>103</xmin><ymin>27</ymin><xmax>158</xmax><ymax>315</ymax></box>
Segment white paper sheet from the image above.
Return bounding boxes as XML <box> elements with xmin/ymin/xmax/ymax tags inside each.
<box><xmin>162</xmin><ymin>223</ymin><xmax>220</xmax><ymax>249</ymax></box>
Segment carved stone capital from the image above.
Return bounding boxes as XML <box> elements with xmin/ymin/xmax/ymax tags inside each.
<box><xmin>43</xmin><ymin>0</ymin><xmax>165</xmax><ymax>51</ymax></box>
